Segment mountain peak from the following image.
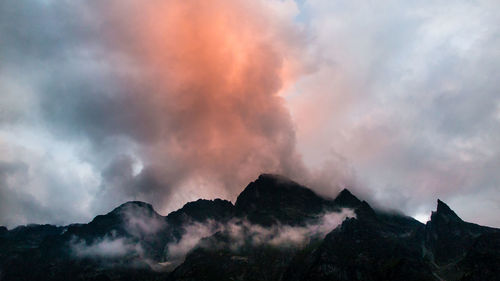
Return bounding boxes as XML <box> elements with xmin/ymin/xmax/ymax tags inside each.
<box><xmin>110</xmin><ymin>201</ymin><xmax>156</xmax><ymax>214</ymax></box>
<box><xmin>236</xmin><ymin>174</ymin><xmax>315</xmax><ymax>203</ymax></box>
<box><xmin>87</xmin><ymin>200</ymin><xmax>161</xmax><ymax>231</ymax></box>
<box><xmin>434</xmin><ymin>199</ymin><xmax>462</xmax><ymax>222</ymax></box>
<box><xmin>98</xmin><ymin>201</ymin><xmax>164</xmax><ymax>224</ymax></box>
<box><xmin>333</xmin><ymin>188</ymin><xmax>362</xmax><ymax>208</ymax></box>
<box><xmin>257</xmin><ymin>173</ymin><xmax>296</xmax><ymax>185</ymax></box>
<box><xmin>235</xmin><ymin>174</ymin><xmax>330</xmax><ymax>225</ymax></box>
<box><xmin>427</xmin><ymin>199</ymin><xmax>463</xmax><ymax>235</ymax></box>
<box><xmin>166</xmin><ymin>199</ymin><xmax>234</xmax><ymax>224</ymax></box>
<box><xmin>338</xmin><ymin>188</ymin><xmax>353</xmax><ymax>196</ymax></box>
<box><xmin>436</xmin><ymin>199</ymin><xmax>451</xmax><ymax>212</ymax></box>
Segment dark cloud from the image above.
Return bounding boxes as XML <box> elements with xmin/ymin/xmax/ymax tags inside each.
<box><xmin>94</xmin><ymin>155</ymin><xmax>173</xmax><ymax>214</ymax></box>
<box><xmin>40</xmin><ymin>75</ymin><xmax>162</xmax><ymax>144</ymax></box>
<box><xmin>290</xmin><ymin>0</ymin><xmax>500</xmax><ymax>226</ymax></box>
<box><xmin>1</xmin><ymin>0</ymin><xmax>499</xmax><ymax>229</ymax></box>
<box><xmin>0</xmin><ymin>0</ymin><xmax>316</xmax><ymax>227</ymax></box>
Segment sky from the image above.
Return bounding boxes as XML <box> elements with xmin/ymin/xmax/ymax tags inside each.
<box><xmin>0</xmin><ymin>0</ymin><xmax>499</xmax><ymax>228</ymax></box>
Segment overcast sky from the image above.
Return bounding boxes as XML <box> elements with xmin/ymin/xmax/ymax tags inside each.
<box><xmin>1</xmin><ymin>0</ymin><xmax>499</xmax><ymax>228</ymax></box>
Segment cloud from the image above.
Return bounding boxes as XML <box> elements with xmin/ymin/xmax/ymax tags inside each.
<box><xmin>165</xmin><ymin>220</ymin><xmax>220</xmax><ymax>263</ymax></box>
<box><xmin>118</xmin><ymin>202</ymin><xmax>168</xmax><ymax>237</ymax></box>
<box><xmin>286</xmin><ymin>0</ymin><xmax>500</xmax><ymax>226</ymax></box>
<box><xmin>1</xmin><ymin>0</ymin><xmax>499</xmax><ymax>229</ymax></box>
<box><xmin>0</xmin><ymin>137</ymin><xmax>100</xmax><ymax>228</ymax></box>
<box><xmin>66</xmin><ymin>202</ymin><xmax>170</xmax><ymax>270</ymax></box>
<box><xmin>164</xmin><ymin>209</ymin><xmax>355</xmax><ymax>265</ymax></box>
<box><xmin>0</xmin><ymin>0</ymin><xmax>319</xmax><ymax>226</ymax></box>
<box><xmin>84</xmin><ymin>0</ymin><xmax>311</xmax><ymax>206</ymax></box>
<box><xmin>70</xmin><ymin>234</ymin><xmax>144</xmax><ymax>259</ymax></box>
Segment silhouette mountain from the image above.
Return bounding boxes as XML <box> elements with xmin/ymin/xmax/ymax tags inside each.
<box><xmin>333</xmin><ymin>188</ymin><xmax>362</xmax><ymax>208</ymax></box>
<box><xmin>424</xmin><ymin>199</ymin><xmax>499</xmax><ymax>279</ymax></box>
<box><xmin>0</xmin><ymin>174</ymin><xmax>498</xmax><ymax>281</ymax></box>
<box><xmin>235</xmin><ymin>174</ymin><xmax>338</xmax><ymax>226</ymax></box>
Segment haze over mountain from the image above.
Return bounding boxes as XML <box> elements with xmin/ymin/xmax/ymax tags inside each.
<box><xmin>1</xmin><ymin>174</ymin><xmax>498</xmax><ymax>281</ymax></box>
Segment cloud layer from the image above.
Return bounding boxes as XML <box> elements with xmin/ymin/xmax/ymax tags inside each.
<box><xmin>1</xmin><ymin>0</ymin><xmax>499</xmax><ymax>228</ymax></box>
<box><xmin>288</xmin><ymin>0</ymin><xmax>500</xmax><ymax>225</ymax></box>
<box><xmin>0</xmin><ymin>0</ymin><xmax>309</xmax><ymax>226</ymax></box>
<box><xmin>164</xmin><ymin>209</ymin><xmax>355</xmax><ymax>266</ymax></box>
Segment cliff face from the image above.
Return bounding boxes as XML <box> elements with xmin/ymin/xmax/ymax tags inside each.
<box><xmin>0</xmin><ymin>174</ymin><xmax>498</xmax><ymax>281</ymax></box>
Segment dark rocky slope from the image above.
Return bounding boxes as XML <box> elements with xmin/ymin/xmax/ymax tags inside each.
<box><xmin>0</xmin><ymin>174</ymin><xmax>498</xmax><ymax>281</ymax></box>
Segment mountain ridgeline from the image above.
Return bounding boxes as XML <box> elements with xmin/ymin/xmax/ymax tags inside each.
<box><xmin>0</xmin><ymin>174</ymin><xmax>499</xmax><ymax>281</ymax></box>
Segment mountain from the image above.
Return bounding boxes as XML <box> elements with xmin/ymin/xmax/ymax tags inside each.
<box><xmin>332</xmin><ymin>188</ymin><xmax>362</xmax><ymax>208</ymax></box>
<box><xmin>423</xmin><ymin>199</ymin><xmax>500</xmax><ymax>280</ymax></box>
<box><xmin>0</xmin><ymin>174</ymin><xmax>499</xmax><ymax>281</ymax></box>
<box><xmin>234</xmin><ymin>174</ymin><xmax>338</xmax><ymax>226</ymax></box>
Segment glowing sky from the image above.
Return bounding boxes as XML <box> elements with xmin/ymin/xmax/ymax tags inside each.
<box><xmin>1</xmin><ymin>0</ymin><xmax>499</xmax><ymax>228</ymax></box>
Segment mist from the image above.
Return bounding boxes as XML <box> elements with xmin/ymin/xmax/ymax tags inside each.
<box><xmin>164</xmin><ymin>209</ymin><xmax>355</xmax><ymax>266</ymax></box>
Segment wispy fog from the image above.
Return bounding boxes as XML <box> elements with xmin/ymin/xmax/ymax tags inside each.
<box><xmin>165</xmin><ymin>209</ymin><xmax>355</xmax><ymax>265</ymax></box>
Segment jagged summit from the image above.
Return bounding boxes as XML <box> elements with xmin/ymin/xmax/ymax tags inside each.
<box><xmin>235</xmin><ymin>174</ymin><xmax>332</xmax><ymax>225</ymax></box>
<box><xmin>425</xmin><ymin>198</ymin><xmax>499</xmax><ymax>267</ymax></box>
<box><xmin>235</xmin><ymin>173</ymin><xmax>325</xmax><ymax>206</ymax></box>
<box><xmin>333</xmin><ymin>188</ymin><xmax>362</xmax><ymax>208</ymax></box>
<box><xmin>332</xmin><ymin>189</ymin><xmax>379</xmax><ymax>221</ymax></box>
<box><xmin>432</xmin><ymin>199</ymin><xmax>462</xmax><ymax>222</ymax></box>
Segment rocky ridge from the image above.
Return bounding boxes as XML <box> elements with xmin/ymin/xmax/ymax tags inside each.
<box><xmin>0</xmin><ymin>174</ymin><xmax>498</xmax><ymax>281</ymax></box>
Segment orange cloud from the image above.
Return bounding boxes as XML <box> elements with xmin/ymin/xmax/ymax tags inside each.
<box><xmin>93</xmin><ymin>0</ymin><xmax>308</xmax><ymax>208</ymax></box>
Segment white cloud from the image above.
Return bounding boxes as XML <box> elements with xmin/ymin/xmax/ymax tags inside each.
<box><xmin>0</xmin><ymin>0</ymin><xmax>499</xmax><ymax>229</ymax></box>
<box><xmin>70</xmin><ymin>234</ymin><xmax>144</xmax><ymax>258</ymax></box>
<box><xmin>164</xmin><ymin>209</ymin><xmax>355</xmax><ymax>264</ymax></box>
<box><xmin>286</xmin><ymin>0</ymin><xmax>500</xmax><ymax>226</ymax></box>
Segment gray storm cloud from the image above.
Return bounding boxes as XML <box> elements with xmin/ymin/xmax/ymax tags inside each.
<box><xmin>1</xmin><ymin>0</ymin><xmax>500</xmax><ymax>228</ymax></box>
<box><xmin>0</xmin><ymin>0</ymin><xmax>322</xmax><ymax>226</ymax></box>
<box><xmin>289</xmin><ymin>0</ymin><xmax>500</xmax><ymax>225</ymax></box>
